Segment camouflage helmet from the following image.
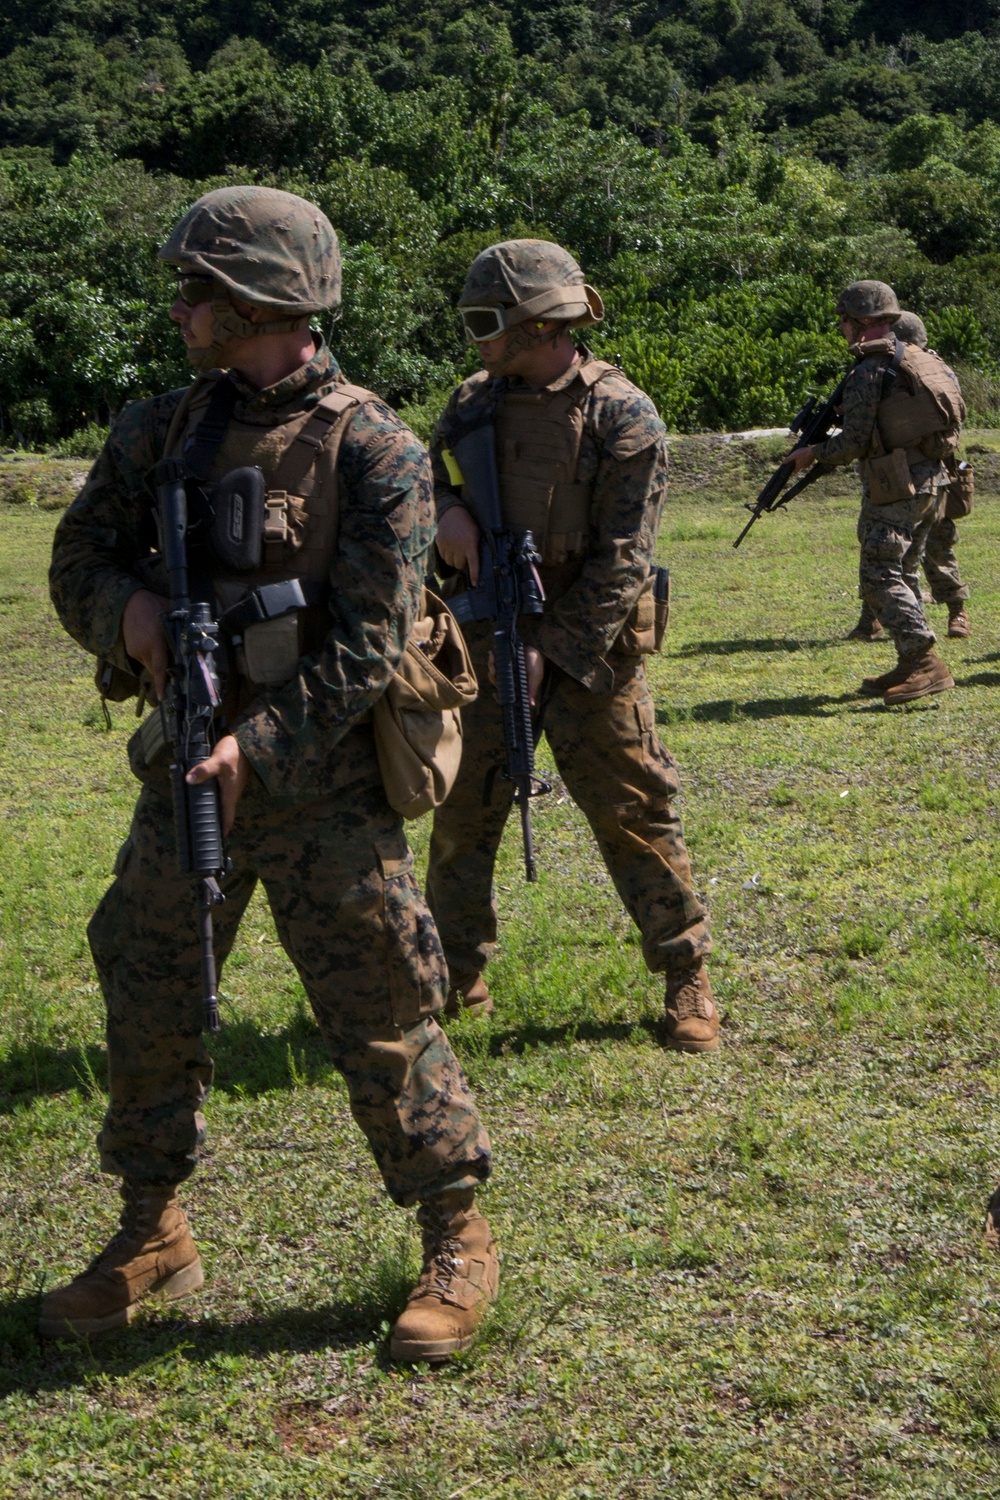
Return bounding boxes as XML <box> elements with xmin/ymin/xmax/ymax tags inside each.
<box><xmin>159</xmin><ymin>186</ymin><xmax>341</xmax><ymax>315</ymax></box>
<box><xmin>458</xmin><ymin>239</ymin><xmax>604</xmax><ymax>339</ymax></box>
<box><xmin>894</xmin><ymin>310</ymin><xmax>929</xmax><ymax>349</ymax></box>
<box><xmin>835</xmin><ymin>280</ymin><xmax>901</xmax><ymax>323</ymax></box>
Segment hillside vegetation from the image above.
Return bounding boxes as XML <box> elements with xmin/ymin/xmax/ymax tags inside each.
<box><xmin>3</xmin><ymin>5</ymin><xmax>1000</xmax><ymax>445</ymax></box>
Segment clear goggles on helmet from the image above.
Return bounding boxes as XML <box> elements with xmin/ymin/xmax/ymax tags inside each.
<box><xmin>459</xmin><ymin>305</ymin><xmax>517</xmax><ymax>343</ymax></box>
<box><xmin>175</xmin><ymin>274</ymin><xmax>217</xmax><ymax>307</ymax></box>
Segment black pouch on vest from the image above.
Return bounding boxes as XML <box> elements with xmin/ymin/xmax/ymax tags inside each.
<box><xmin>208</xmin><ymin>467</ymin><xmax>266</xmax><ymax>572</ymax></box>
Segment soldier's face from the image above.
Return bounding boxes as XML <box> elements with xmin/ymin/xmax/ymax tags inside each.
<box><xmin>170</xmin><ymin>292</ymin><xmax>216</xmax><ymax>355</ymax></box>
<box><xmin>474</xmin><ymin>319</ymin><xmax>558</xmax><ymax>378</ymax></box>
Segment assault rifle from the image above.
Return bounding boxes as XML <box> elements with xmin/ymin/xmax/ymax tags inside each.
<box><xmin>733</xmin><ymin>373</ymin><xmax>849</xmax><ymax>548</ymax></box>
<box><xmin>148</xmin><ymin>457</ymin><xmax>227</xmax><ymax>1032</ymax></box>
<box><xmin>445</xmin><ymin>418</ymin><xmax>550</xmax><ymax>882</ymax></box>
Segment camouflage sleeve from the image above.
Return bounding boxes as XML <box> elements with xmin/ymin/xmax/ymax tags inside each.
<box><xmin>49</xmin><ymin>394</ymin><xmax>181</xmax><ymax>668</ymax></box>
<box><xmin>232</xmin><ymin>403</ymin><xmax>435</xmax><ymax>802</ymax></box>
<box><xmin>811</xmin><ymin>358</ymin><xmax>886</xmax><ymax>467</ymax></box>
<box><xmin>536</xmin><ymin>385</ymin><xmax>667</xmax><ymax>693</ymax></box>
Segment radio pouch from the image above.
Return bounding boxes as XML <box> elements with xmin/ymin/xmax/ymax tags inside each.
<box><xmin>944</xmin><ymin>459</ymin><xmax>974</xmax><ymax>519</ymax></box>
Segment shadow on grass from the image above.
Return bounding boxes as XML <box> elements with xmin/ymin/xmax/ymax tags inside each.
<box><xmin>0</xmin><ymin>1010</ymin><xmax>329</xmax><ymax>1115</ymax></box>
<box><xmin>958</xmin><ymin>671</ymin><xmax>1000</xmax><ymax>689</ymax></box>
<box><xmin>1</xmin><ymin>1001</ymin><xmax>681</xmax><ymax>1114</ymax></box>
<box><xmin>658</xmin><ymin>690</ymin><xmax>858</xmax><ymax>724</ymax></box>
<box><xmin>673</xmin><ymin>637</ymin><xmax>839</xmax><ymax>657</ymax></box>
<box><xmin>483</xmin><ymin>1016</ymin><xmax>661</xmax><ymax>1056</ymax></box>
<box><xmin>0</xmin><ymin>1289</ymin><xmax>406</xmax><ymax>1397</ymax></box>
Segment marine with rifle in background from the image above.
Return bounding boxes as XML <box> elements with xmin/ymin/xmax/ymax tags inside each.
<box><xmin>428</xmin><ymin>239</ymin><xmax>717</xmax><ymax>1052</ymax></box>
<box><xmin>44</xmin><ymin>186</ymin><xmax>497</xmax><ymax>1362</ymax></box>
<box><xmin>848</xmin><ymin>309</ymin><xmax>972</xmax><ymax>645</ymax></box>
<box><xmin>790</xmin><ymin>280</ymin><xmax>964</xmax><ymax>706</ymax></box>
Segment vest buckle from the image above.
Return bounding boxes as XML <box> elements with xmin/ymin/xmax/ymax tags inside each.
<box><xmin>264</xmin><ymin>491</ymin><xmax>290</xmax><ymax>543</ymax></box>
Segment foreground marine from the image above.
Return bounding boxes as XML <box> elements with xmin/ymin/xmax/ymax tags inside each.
<box><xmin>427</xmin><ymin>238</ymin><xmax>717</xmax><ymax>1051</ymax></box>
<box><xmin>44</xmin><ymin>186</ymin><xmax>497</xmax><ymax>1361</ymax></box>
<box><xmin>791</xmin><ymin>279</ymin><xmax>964</xmax><ymax>705</ymax></box>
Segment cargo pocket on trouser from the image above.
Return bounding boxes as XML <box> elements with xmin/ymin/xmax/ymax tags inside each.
<box><xmin>376</xmin><ymin>830</ymin><xmax>448</xmax><ymax>1028</ymax></box>
<box><xmin>633</xmin><ymin>691</ymin><xmax>681</xmax><ymax>800</ymax></box>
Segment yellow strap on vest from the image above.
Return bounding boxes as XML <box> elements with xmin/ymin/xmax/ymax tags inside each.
<box><xmin>441</xmin><ymin>446</ymin><xmax>465</xmax><ymax>487</ymax></box>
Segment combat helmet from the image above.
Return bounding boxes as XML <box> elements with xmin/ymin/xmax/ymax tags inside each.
<box><xmin>159</xmin><ymin>186</ymin><xmax>341</xmax><ymax>370</ymax></box>
<box><xmin>835</xmin><ymin>280</ymin><xmax>901</xmax><ymax>323</ymax></box>
<box><xmin>894</xmin><ymin>310</ymin><xmax>929</xmax><ymax>350</ymax></box>
<box><xmin>458</xmin><ymin>239</ymin><xmax>604</xmax><ymax>343</ymax></box>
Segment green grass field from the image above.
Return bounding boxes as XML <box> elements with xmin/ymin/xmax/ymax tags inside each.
<box><xmin>3</xmin><ymin>440</ymin><xmax>1000</xmax><ymax>1497</ymax></box>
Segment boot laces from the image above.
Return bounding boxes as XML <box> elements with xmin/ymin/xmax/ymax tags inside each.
<box><xmin>85</xmin><ymin>1185</ymin><xmax>170</xmax><ymax>1272</ymax></box>
<box><xmin>670</xmin><ymin>971</ymin><xmax>709</xmax><ymax>1020</ymax></box>
<box><xmin>417</xmin><ymin>1201</ymin><xmax>466</xmax><ymax>1299</ymax></box>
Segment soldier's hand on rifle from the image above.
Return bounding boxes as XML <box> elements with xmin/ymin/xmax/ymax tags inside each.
<box><xmin>436</xmin><ymin>506</ymin><xmax>482</xmax><ymax>584</ymax></box>
<box><xmin>790</xmin><ymin>445</ymin><xmax>815</xmax><ymax>473</ymax></box>
<box><xmin>488</xmin><ymin>644</ymin><xmax>546</xmax><ymax>706</ymax></box>
<box><xmin>122</xmin><ymin>588</ymin><xmax>171</xmax><ymax>701</ymax></box>
<box><xmin>187</xmin><ymin>735</ymin><xmax>251</xmax><ymax>836</ymax></box>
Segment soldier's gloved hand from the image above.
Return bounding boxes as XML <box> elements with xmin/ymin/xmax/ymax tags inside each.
<box><xmin>790</xmin><ymin>445</ymin><xmax>815</xmax><ymax>473</ymax></box>
<box><xmin>186</xmin><ymin>735</ymin><xmax>251</xmax><ymax>837</ymax></box>
<box><xmin>488</xmin><ymin>645</ymin><xmax>546</xmax><ymax>707</ymax></box>
<box><xmin>122</xmin><ymin>588</ymin><xmax>171</xmax><ymax>701</ymax></box>
<box><xmin>436</xmin><ymin>506</ymin><xmax>482</xmax><ymax>584</ymax></box>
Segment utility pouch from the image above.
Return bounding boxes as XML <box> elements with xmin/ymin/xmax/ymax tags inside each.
<box><xmin>372</xmin><ymin>588</ymin><xmax>478</xmax><ymax>819</ymax></box>
<box><xmin>617</xmin><ymin>566</ymin><xmax>670</xmax><ymax>655</ymax></box>
<box><xmin>208</xmin><ymin>466</ymin><xmax>266</xmax><ymax>572</ymax></box>
<box><xmin>95</xmin><ymin>658</ymin><xmax>140</xmax><ymax>703</ymax></box>
<box><xmin>218</xmin><ymin>578</ymin><xmax>312</xmax><ymax>687</ymax></box>
<box><xmin>864</xmin><ymin>447</ymin><xmax>916</xmax><ymax>506</ymax></box>
<box><xmin>944</xmin><ymin>460</ymin><xmax>974</xmax><ymax>519</ymax></box>
<box><xmin>242</xmin><ymin>614</ymin><xmax>303</xmax><ymax>686</ymax></box>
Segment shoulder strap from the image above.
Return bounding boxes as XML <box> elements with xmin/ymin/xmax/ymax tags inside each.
<box><xmin>880</xmin><ymin>337</ymin><xmax>906</xmax><ymax>397</ymax></box>
<box><xmin>272</xmin><ymin>382</ymin><xmax>379</xmax><ymax>494</ymax></box>
<box><xmin>870</xmin><ymin>338</ymin><xmax>908</xmax><ymax>457</ymax></box>
<box><xmin>160</xmin><ymin>373</ymin><xmax>240</xmax><ymax>480</ymax></box>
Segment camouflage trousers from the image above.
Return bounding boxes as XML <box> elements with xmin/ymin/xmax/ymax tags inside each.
<box><xmin>426</xmin><ymin>623</ymin><xmax>711</xmax><ymax>991</ymax></box>
<box><xmin>903</xmin><ymin>512</ymin><xmax>969</xmax><ymax>605</ymax></box>
<box><xmin>87</xmin><ymin>725</ymin><xmax>491</xmax><ymax>1205</ymax></box>
<box><xmin>857</xmin><ymin>491</ymin><xmax>938</xmax><ymax>654</ymax></box>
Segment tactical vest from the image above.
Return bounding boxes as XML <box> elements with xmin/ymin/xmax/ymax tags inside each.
<box><xmin>163</xmin><ymin>371</ymin><xmax>376</xmax><ymax>687</ymax></box>
<box><xmin>874</xmin><ymin>342</ymin><xmax>966</xmax><ymax>461</ymax></box>
<box><xmin>496</xmin><ymin>358</ymin><xmax>619</xmax><ymax>568</ymax></box>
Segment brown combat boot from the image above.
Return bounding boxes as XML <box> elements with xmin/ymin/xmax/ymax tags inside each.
<box><xmin>847</xmin><ymin>607</ymin><xmax>884</xmax><ymax>642</ymax></box>
<box><xmin>859</xmin><ymin>657</ymin><xmax>912</xmax><ymax>697</ymax></box>
<box><xmin>390</xmin><ymin>1189</ymin><xmax>498</xmax><ymax>1362</ymax></box>
<box><xmin>882</xmin><ymin>647</ymin><xmax>955</xmax><ymax>705</ymax></box>
<box><xmin>443</xmin><ymin>974</ymin><xmax>494</xmax><ymax>1019</ymax></box>
<box><xmin>985</xmin><ymin>1186</ymin><xmax>1000</xmax><ymax>1250</ymax></box>
<box><xmin>39</xmin><ymin>1181</ymin><xmax>203</xmax><ymax>1337</ymax></box>
<box><xmin>947</xmin><ymin>602</ymin><xmax>971</xmax><ymax>638</ymax></box>
<box><xmin>664</xmin><ymin>962</ymin><xmax>720</xmax><ymax>1053</ymax></box>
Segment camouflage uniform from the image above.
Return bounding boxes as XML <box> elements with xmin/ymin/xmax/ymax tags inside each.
<box><xmin>426</xmin><ymin>350</ymin><xmax>711</xmax><ymax>992</ymax></box>
<box><xmin>812</xmin><ymin>336</ymin><xmax>944</xmax><ymax>656</ymax></box>
<box><xmin>49</xmin><ymin>338</ymin><xmax>492</xmax><ymax>1206</ymax></box>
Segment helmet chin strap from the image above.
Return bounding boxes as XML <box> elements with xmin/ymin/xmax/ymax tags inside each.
<box><xmin>186</xmin><ymin>292</ymin><xmax>311</xmax><ymax>373</ymax></box>
<box><xmin>488</xmin><ymin>320</ymin><xmax>559</xmax><ymax>376</ymax></box>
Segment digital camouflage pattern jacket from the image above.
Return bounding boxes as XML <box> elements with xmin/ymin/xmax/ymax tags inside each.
<box><xmin>49</xmin><ymin>340</ymin><xmax>435</xmax><ymax>804</ymax></box>
<box><xmin>431</xmin><ymin>349</ymin><xmax>668</xmax><ymax>694</ymax></box>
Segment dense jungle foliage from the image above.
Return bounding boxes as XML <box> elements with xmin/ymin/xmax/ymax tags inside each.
<box><xmin>3</xmin><ymin>2</ymin><xmax>1000</xmax><ymax>445</ymax></box>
